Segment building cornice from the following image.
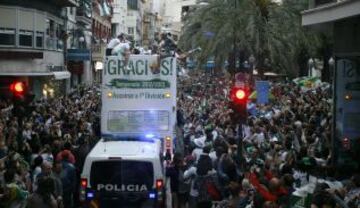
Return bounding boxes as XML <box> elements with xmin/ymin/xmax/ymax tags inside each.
<box><xmin>302</xmin><ymin>0</ymin><xmax>360</xmax><ymax>26</ymax></box>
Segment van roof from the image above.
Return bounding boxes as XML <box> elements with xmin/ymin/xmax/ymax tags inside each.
<box><xmin>86</xmin><ymin>139</ymin><xmax>161</xmax><ymax>159</ymax></box>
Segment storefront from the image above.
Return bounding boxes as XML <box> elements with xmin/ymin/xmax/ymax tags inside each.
<box><xmin>66</xmin><ymin>48</ymin><xmax>91</xmax><ymax>87</ymax></box>
<box><xmin>0</xmin><ymin>70</ymin><xmax>70</xmax><ymax>99</ymax></box>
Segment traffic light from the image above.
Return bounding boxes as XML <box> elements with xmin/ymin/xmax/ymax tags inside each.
<box><xmin>9</xmin><ymin>81</ymin><xmax>26</xmax><ymax>98</ymax></box>
<box><xmin>230</xmin><ymin>87</ymin><xmax>248</xmax><ymax>122</ymax></box>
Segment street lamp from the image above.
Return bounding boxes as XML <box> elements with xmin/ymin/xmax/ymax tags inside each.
<box><xmin>79</xmin><ymin>36</ymin><xmax>85</xmax><ymax>49</ymax></box>
<box><xmin>79</xmin><ymin>36</ymin><xmax>85</xmax><ymax>43</ymax></box>
<box><xmin>264</xmin><ymin>58</ymin><xmax>271</xmax><ymax>73</ymax></box>
<box><xmin>249</xmin><ymin>55</ymin><xmax>256</xmax><ymax>78</ymax></box>
<box><xmin>249</xmin><ymin>54</ymin><xmax>255</xmax><ymax>63</ymax></box>
<box><xmin>329</xmin><ymin>57</ymin><xmax>335</xmax><ymax>82</ymax></box>
<box><xmin>308</xmin><ymin>58</ymin><xmax>314</xmax><ymax>77</ymax></box>
<box><xmin>328</xmin><ymin>56</ymin><xmax>336</xmax><ymax>166</ymax></box>
<box><xmin>243</xmin><ymin>60</ymin><xmax>249</xmax><ymax>70</ymax></box>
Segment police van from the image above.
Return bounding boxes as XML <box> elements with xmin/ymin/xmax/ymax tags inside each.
<box><xmin>80</xmin><ymin>55</ymin><xmax>176</xmax><ymax>207</ymax></box>
<box><xmin>80</xmin><ymin>136</ymin><xmax>167</xmax><ymax>208</ymax></box>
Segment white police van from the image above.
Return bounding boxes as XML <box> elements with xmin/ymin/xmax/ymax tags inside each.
<box><xmin>80</xmin><ymin>136</ymin><xmax>167</xmax><ymax>208</ymax></box>
<box><xmin>80</xmin><ymin>55</ymin><xmax>176</xmax><ymax>207</ymax></box>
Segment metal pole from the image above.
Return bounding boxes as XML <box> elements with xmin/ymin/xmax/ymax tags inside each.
<box><xmin>331</xmin><ymin>58</ymin><xmax>337</xmax><ymax>166</ymax></box>
<box><xmin>237</xmin><ymin>120</ymin><xmax>243</xmax><ymax>165</ymax></box>
<box><xmin>233</xmin><ymin>0</ymin><xmax>237</xmax><ymax>72</ymax></box>
<box><xmin>236</xmin><ymin>104</ymin><xmax>246</xmax><ymax>168</ymax></box>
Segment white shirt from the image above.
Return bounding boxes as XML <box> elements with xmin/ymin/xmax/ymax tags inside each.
<box><xmin>192</xmin><ymin>148</ymin><xmax>203</xmax><ymax>162</ymax></box>
<box><xmin>184</xmin><ymin>166</ymin><xmax>198</xmax><ymax>197</ymax></box>
<box><xmin>209</xmin><ymin>151</ymin><xmax>217</xmax><ymax>163</ymax></box>
<box><xmin>112</xmin><ymin>41</ymin><xmax>130</xmax><ymax>55</ymax></box>
<box><xmin>22</xmin><ymin>130</ymin><xmax>32</xmax><ymax>141</ymax></box>
<box><xmin>107</xmin><ymin>38</ymin><xmax>120</xmax><ymax>49</ymax></box>
<box><xmin>211</xmin><ymin>130</ymin><xmax>218</xmax><ymax>141</ymax></box>
<box><xmin>252</xmin><ymin>132</ymin><xmax>265</xmax><ymax>145</ymax></box>
<box><xmin>243</xmin><ymin>125</ymin><xmax>251</xmax><ymax>138</ymax></box>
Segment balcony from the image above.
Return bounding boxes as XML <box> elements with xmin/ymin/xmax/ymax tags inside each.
<box><xmin>92</xmin><ymin>43</ymin><xmax>106</xmax><ymax>62</ymax></box>
<box><xmin>76</xmin><ymin>0</ymin><xmax>92</xmax><ymax>25</ymax></box>
<box><xmin>143</xmin><ymin>16</ymin><xmax>151</xmax><ymax>23</ymax></box>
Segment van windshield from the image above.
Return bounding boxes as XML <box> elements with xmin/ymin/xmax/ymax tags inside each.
<box><xmin>90</xmin><ymin>160</ymin><xmax>154</xmax><ymax>193</ymax></box>
<box><xmin>107</xmin><ymin>110</ymin><xmax>170</xmax><ymax>132</ymax></box>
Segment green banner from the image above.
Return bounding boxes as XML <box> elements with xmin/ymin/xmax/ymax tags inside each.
<box><xmin>107</xmin><ymin>78</ymin><xmax>171</xmax><ymax>89</ymax></box>
<box><xmin>287</xmin><ymin>194</ymin><xmax>313</xmax><ymax>208</ymax></box>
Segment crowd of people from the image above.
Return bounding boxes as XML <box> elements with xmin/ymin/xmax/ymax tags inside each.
<box><xmin>167</xmin><ymin>71</ymin><xmax>360</xmax><ymax>208</ymax></box>
<box><xmin>0</xmin><ymin>86</ymin><xmax>100</xmax><ymax>208</ymax></box>
<box><xmin>1</xmin><ymin>33</ymin><xmax>359</xmax><ymax>208</ymax></box>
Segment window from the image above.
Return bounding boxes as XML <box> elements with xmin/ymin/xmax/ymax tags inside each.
<box><xmin>108</xmin><ymin>110</ymin><xmax>169</xmax><ymax>132</ymax></box>
<box><xmin>56</xmin><ymin>23</ymin><xmax>64</xmax><ymax>50</ymax></box>
<box><xmin>84</xmin><ymin>2</ymin><xmax>92</xmax><ymax>18</ymax></box>
<box><xmin>111</xmin><ymin>23</ymin><xmax>118</xmax><ymax>37</ymax></box>
<box><xmin>46</xmin><ymin>19</ymin><xmax>56</xmax><ymax>49</ymax></box>
<box><xmin>36</xmin><ymin>31</ymin><xmax>44</xmax><ymax>48</ymax></box>
<box><xmin>127</xmin><ymin>0</ymin><xmax>138</xmax><ymax>10</ymax></box>
<box><xmin>46</xmin><ymin>19</ymin><xmax>64</xmax><ymax>50</ymax></box>
<box><xmin>19</xmin><ymin>30</ymin><xmax>33</xmax><ymax>47</ymax></box>
<box><xmin>70</xmin><ymin>7</ymin><xmax>74</xmax><ymax>15</ymax></box>
<box><xmin>90</xmin><ymin>160</ymin><xmax>154</xmax><ymax>191</ymax></box>
<box><xmin>0</xmin><ymin>28</ymin><xmax>15</xmax><ymax>46</ymax></box>
<box><xmin>128</xmin><ymin>27</ymin><xmax>134</xmax><ymax>35</ymax></box>
<box><xmin>344</xmin><ymin>113</ymin><xmax>360</xmax><ymax>131</ymax></box>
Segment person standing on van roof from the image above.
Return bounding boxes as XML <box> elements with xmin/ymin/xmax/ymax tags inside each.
<box><xmin>107</xmin><ymin>33</ymin><xmax>131</xmax><ymax>69</ymax></box>
<box><xmin>106</xmin><ymin>34</ymin><xmax>121</xmax><ymax>56</ymax></box>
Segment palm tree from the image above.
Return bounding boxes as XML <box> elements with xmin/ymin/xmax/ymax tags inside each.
<box><xmin>180</xmin><ymin>0</ymin><xmax>240</xmax><ymax>74</ymax></box>
<box><xmin>179</xmin><ymin>0</ymin><xmax>320</xmax><ymax>77</ymax></box>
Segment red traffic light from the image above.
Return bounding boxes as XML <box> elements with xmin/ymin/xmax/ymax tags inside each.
<box><xmin>10</xmin><ymin>82</ymin><xmax>25</xmax><ymax>93</ymax></box>
<box><xmin>235</xmin><ymin>89</ymin><xmax>246</xmax><ymax>100</ymax></box>
<box><xmin>10</xmin><ymin>82</ymin><xmax>26</xmax><ymax>97</ymax></box>
<box><xmin>231</xmin><ymin>87</ymin><xmax>248</xmax><ymax>103</ymax></box>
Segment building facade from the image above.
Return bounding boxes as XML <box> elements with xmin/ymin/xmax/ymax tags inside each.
<box><xmin>142</xmin><ymin>0</ymin><xmax>157</xmax><ymax>48</ymax></box>
<box><xmin>111</xmin><ymin>0</ymin><xmax>127</xmax><ymax>36</ymax></box>
<box><xmin>66</xmin><ymin>0</ymin><xmax>93</xmax><ymax>87</ymax></box>
<box><xmin>0</xmin><ymin>0</ymin><xmax>76</xmax><ymax>99</ymax></box>
<box><xmin>92</xmin><ymin>0</ymin><xmax>112</xmax><ymax>83</ymax></box>
<box><xmin>302</xmin><ymin>0</ymin><xmax>360</xmax><ymax>166</ymax></box>
<box><xmin>162</xmin><ymin>0</ymin><xmax>207</xmax><ymax>40</ymax></box>
<box><xmin>126</xmin><ymin>0</ymin><xmax>145</xmax><ymax>46</ymax></box>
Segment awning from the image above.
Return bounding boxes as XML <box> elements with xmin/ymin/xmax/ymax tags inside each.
<box><xmin>0</xmin><ymin>72</ymin><xmax>53</xmax><ymax>76</ymax></box>
<box><xmin>53</xmin><ymin>71</ymin><xmax>71</xmax><ymax>80</ymax></box>
<box><xmin>0</xmin><ymin>51</ymin><xmax>43</xmax><ymax>59</ymax></box>
<box><xmin>67</xmin><ymin>49</ymin><xmax>91</xmax><ymax>61</ymax></box>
